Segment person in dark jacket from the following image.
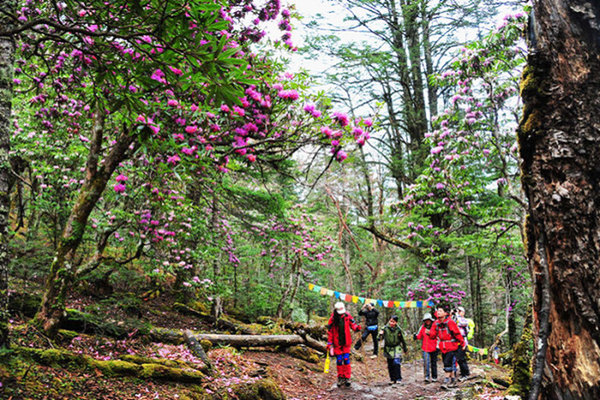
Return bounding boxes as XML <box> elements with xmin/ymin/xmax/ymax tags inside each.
<box><xmin>429</xmin><ymin>304</ymin><xmax>465</xmax><ymax>387</ymax></box>
<box><xmin>354</xmin><ymin>302</ymin><xmax>379</xmax><ymax>357</ymax></box>
<box><xmin>327</xmin><ymin>302</ymin><xmax>362</xmax><ymax>387</ymax></box>
<box><xmin>379</xmin><ymin>315</ymin><xmax>408</xmax><ymax>384</ymax></box>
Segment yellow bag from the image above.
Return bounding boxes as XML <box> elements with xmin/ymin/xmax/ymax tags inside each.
<box><xmin>323</xmin><ymin>355</ymin><xmax>331</xmax><ymax>373</ymax></box>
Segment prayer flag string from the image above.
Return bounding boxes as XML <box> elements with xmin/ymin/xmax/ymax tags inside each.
<box><xmin>307</xmin><ymin>283</ymin><xmax>434</xmax><ymax>309</ymax></box>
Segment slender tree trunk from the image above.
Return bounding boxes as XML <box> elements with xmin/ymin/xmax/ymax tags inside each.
<box><xmin>520</xmin><ymin>1</ymin><xmax>600</xmax><ymax>398</ymax></box>
<box><xmin>0</xmin><ymin>0</ymin><xmax>16</xmax><ymax>349</ymax></box>
<box><xmin>210</xmin><ymin>194</ymin><xmax>223</xmax><ymax>319</ymax></box>
<box><xmin>35</xmin><ymin>122</ymin><xmax>135</xmax><ymax>336</ymax></box>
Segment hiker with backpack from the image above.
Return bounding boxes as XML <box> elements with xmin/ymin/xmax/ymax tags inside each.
<box><xmin>429</xmin><ymin>304</ymin><xmax>465</xmax><ymax>387</ymax></box>
<box><xmin>453</xmin><ymin>306</ymin><xmax>471</xmax><ymax>380</ymax></box>
<box><xmin>379</xmin><ymin>315</ymin><xmax>408</xmax><ymax>385</ymax></box>
<box><xmin>327</xmin><ymin>302</ymin><xmax>362</xmax><ymax>387</ymax></box>
<box><xmin>354</xmin><ymin>302</ymin><xmax>380</xmax><ymax>358</ymax></box>
<box><xmin>414</xmin><ymin>313</ymin><xmax>438</xmax><ymax>382</ymax></box>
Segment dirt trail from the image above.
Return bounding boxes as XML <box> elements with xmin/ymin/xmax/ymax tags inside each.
<box><xmin>247</xmin><ymin>342</ymin><xmax>505</xmax><ymax>400</ymax></box>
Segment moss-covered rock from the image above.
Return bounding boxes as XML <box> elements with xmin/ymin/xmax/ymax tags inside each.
<box><xmin>232</xmin><ymin>378</ymin><xmax>285</xmax><ymax>400</ymax></box>
<box><xmin>286</xmin><ymin>345</ymin><xmax>319</xmax><ymax>364</ymax></box>
<box><xmin>140</xmin><ymin>363</ymin><xmax>205</xmax><ymax>382</ymax></box>
<box><xmin>200</xmin><ymin>339</ymin><xmax>212</xmax><ymax>353</ymax></box>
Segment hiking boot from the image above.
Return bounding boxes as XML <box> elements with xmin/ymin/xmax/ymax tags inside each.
<box><xmin>344</xmin><ymin>378</ymin><xmax>351</xmax><ymax>387</ymax></box>
<box><xmin>424</xmin><ymin>377</ymin><xmax>431</xmax><ymax>383</ymax></box>
<box><xmin>431</xmin><ymin>378</ymin><xmax>438</xmax><ymax>382</ymax></box>
<box><xmin>370</xmin><ymin>354</ymin><xmax>378</xmax><ymax>359</ymax></box>
<box><xmin>448</xmin><ymin>378</ymin><xmax>457</xmax><ymax>387</ymax></box>
<box><xmin>458</xmin><ymin>375</ymin><xmax>469</xmax><ymax>382</ymax></box>
<box><xmin>337</xmin><ymin>377</ymin><xmax>344</xmax><ymax>387</ymax></box>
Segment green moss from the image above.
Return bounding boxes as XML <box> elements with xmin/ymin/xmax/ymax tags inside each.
<box><xmin>119</xmin><ymin>354</ymin><xmax>183</xmax><ymax>368</ymax></box>
<box><xmin>507</xmin><ymin>307</ymin><xmax>533</xmax><ymax>397</ymax></box>
<box><xmin>200</xmin><ymin>339</ymin><xmax>213</xmax><ymax>353</ymax></box>
<box><xmin>189</xmin><ymin>301</ymin><xmax>210</xmax><ymax>314</ymax></box>
<box><xmin>232</xmin><ymin>378</ymin><xmax>285</xmax><ymax>400</ymax></box>
<box><xmin>100</xmin><ymin>360</ymin><xmax>141</xmax><ymax>376</ymax></box>
<box><xmin>58</xmin><ymin>329</ymin><xmax>80</xmax><ymax>341</ymax></box>
<box><xmin>286</xmin><ymin>345</ymin><xmax>319</xmax><ymax>364</ymax></box>
<box><xmin>140</xmin><ymin>363</ymin><xmax>205</xmax><ymax>382</ymax></box>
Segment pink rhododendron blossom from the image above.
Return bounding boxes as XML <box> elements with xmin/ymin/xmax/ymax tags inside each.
<box><xmin>185</xmin><ymin>125</ymin><xmax>197</xmax><ymax>134</ymax></box>
<box><xmin>114</xmin><ymin>183</ymin><xmax>126</xmax><ymax>193</ymax></box>
<box><xmin>168</xmin><ymin>66</ymin><xmax>183</xmax><ymax>76</ymax></box>
<box><xmin>116</xmin><ymin>174</ymin><xmax>128</xmax><ymax>182</ymax></box>
<box><xmin>431</xmin><ymin>146</ymin><xmax>444</xmax><ymax>154</ymax></box>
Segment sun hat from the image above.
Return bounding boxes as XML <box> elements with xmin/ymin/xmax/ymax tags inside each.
<box><xmin>334</xmin><ymin>302</ymin><xmax>346</xmax><ymax>314</ymax></box>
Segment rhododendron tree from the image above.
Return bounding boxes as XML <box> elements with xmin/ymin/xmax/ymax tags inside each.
<box><xmin>1</xmin><ymin>0</ymin><xmax>370</xmax><ymax>335</ymax></box>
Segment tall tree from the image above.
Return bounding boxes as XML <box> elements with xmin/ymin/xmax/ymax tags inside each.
<box><xmin>0</xmin><ymin>0</ymin><xmax>16</xmax><ymax>348</ymax></box>
<box><xmin>519</xmin><ymin>1</ymin><xmax>600</xmax><ymax>399</ymax></box>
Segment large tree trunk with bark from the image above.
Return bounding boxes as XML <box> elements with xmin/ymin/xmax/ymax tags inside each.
<box><xmin>519</xmin><ymin>2</ymin><xmax>600</xmax><ymax>399</ymax></box>
<box><xmin>0</xmin><ymin>0</ymin><xmax>16</xmax><ymax>349</ymax></box>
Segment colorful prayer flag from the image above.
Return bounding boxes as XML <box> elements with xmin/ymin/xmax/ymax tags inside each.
<box><xmin>352</xmin><ymin>296</ymin><xmax>359</xmax><ymax>303</ymax></box>
<box><xmin>377</xmin><ymin>300</ymin><xmax>384</xmax><ymax>307</ymax></box>
<box><xmin>417</xmin><ymin>301</ymin><xmax>423</xmax><ymax>308</ymax></box>
<box><xmin>394</xmin><ymin>301</ymin><xmax>400</xmax><ymax>308</ymax></box>
<box><xmin>334</xmin><ymin>291</ymin><xmax>340</xmax><ymax>298</ymax></box>
<box><xmin>320</xmin><ymin>287</ymin><xmax>327</xmax><ymax>295</ymax></box>
<box><xmin>308</xmin><ymin>283</ymin><xmax>315</xmax><ymax>291</ymax></box>
<box><xmin>326</xmin><ymin>290</ymin><xmax>334</xmax><ymax>296</ymax></box>
<box><xmin>313</xmin><ymin>285</ymin><xmax>321</xmax><ymax>293</ymax></box>
<box><xmin>387</xmin><ymin>301</ymin><xmax>394</xmax><ymax>308</ymax></box>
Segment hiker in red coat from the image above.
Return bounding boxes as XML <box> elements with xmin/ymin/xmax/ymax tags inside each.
<box><xmin>415</xmin><ymin>313</ymin><xmax>438</xmax><ymax>382</ymax></box>
<box><xmin>429</xmin><ymin>304</ymin><xmax>465</xmax><ymax>387</ymax></box>
<box><xmin>327</xmin><ymin>301</ymin><xmax>362</xmax><ymax>387</ymax></box>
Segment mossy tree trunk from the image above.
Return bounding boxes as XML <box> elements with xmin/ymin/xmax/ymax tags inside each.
<box><xmin>0</xmin><ymin>0</ymin><xmax>16</xmax><ymax>349</ymax></box>
<box><xmin>35</xmin><ymin>114</ymin><xmax>136</xmax><ymax>336</ymax></box>
<box><xmin>519</xmin><ymin>1</ymin><xmax>600</xmax><ymax>398</ymax></box>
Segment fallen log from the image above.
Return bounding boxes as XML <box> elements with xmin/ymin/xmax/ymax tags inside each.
<box><xmin>173</xmin><ymin>302</ymin><xmax>256</xmax><ymax>334</ymax></box>
<box><xmin>193</xmin><ymin>334</ymin><xmax>305</xmax><ymax>347</ymax></box>
<box><xmin>184</xmin><ymin>329</ymin><xmax>213</xmax><ymax>372</ymax></box>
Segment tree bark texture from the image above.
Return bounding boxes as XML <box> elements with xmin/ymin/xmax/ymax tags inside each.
<box><xmin>519</xmin><ymin>1</ymin><xmax>600</xmax><ymax>398</ymax></box>
<box><xmin>0</xmin><ymin>0</ymin><xmax>16</xmax><ymax>348</ymax></box>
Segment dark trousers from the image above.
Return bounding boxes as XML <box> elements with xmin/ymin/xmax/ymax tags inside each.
<box><xmin>354</xmin><ymin>328</ymin><xmax>378</xmax><ymax>355</ymax></box>
<box><xmin>423</xmin><ymin>350</ymin><xmax>438</xmax><ymax>379</ymax></box>
<box><xmin>386</xmin><ymin>357</ymin><xmax>402</xmax><ymax>382</ymax></box>
<box><xmin>442</xmin><ymin>350</ymin><xmax>456</xmax><ymax>372</ymax></box>
<box><xmin>454</xmin><ymin>347</ymin><xmax>470</xmax><ymax>377</ymax></box>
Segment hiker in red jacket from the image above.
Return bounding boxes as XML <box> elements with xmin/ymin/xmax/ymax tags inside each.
<box><xmin>327</xmin><ymin>302</ymin><xmax>362</xmax><ymax>388</ymax></box>
<box><xmin>415</xmin><ymin>312</ymin><xmax>438</xmax><ymax>382</ymax></box>
<box><xmin>429</xmin><ymin>304</ymin><xmax>465</xmax><ymax>387</ymax></box>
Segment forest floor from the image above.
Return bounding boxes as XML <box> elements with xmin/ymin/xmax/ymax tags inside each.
<box><xmin>252</xmin><ymin>341</ymin><xmax>510</xmax><ymax>400</ymax></box>
<box><xmin>1</xmin><ymin>286</ymin><xmax>512</xmax><ymax>400</ymax></box>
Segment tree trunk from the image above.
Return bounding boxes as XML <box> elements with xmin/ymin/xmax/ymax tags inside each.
<box><xmin>35</xmin><ymin>124</ymin><xmax>135</xmax><ymax>336</ymax></box>
<box><xmin>0</xmin><ymin>0</ymin><xmax>16</xmax><ymax>349</ymax></box>
<box><xmin>519</xmin><ymin>2</ymin><xmax>600</xmax><ymax>398</ymax></box>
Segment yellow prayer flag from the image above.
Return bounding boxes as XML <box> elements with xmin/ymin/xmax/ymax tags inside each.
<box><xmin>394</xmin><ymin>301</ymin><xmax>400</xmax><ymax>307</ymax></box>
<box><xmin>352</xmin><ymin>296</ymin><xmax>359</xmax><ymax>303</ymax></box>
<box><xmin>308</xmin><ymin>283</ymin><xmax>315</xmax><ymax>291</ymax></box>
